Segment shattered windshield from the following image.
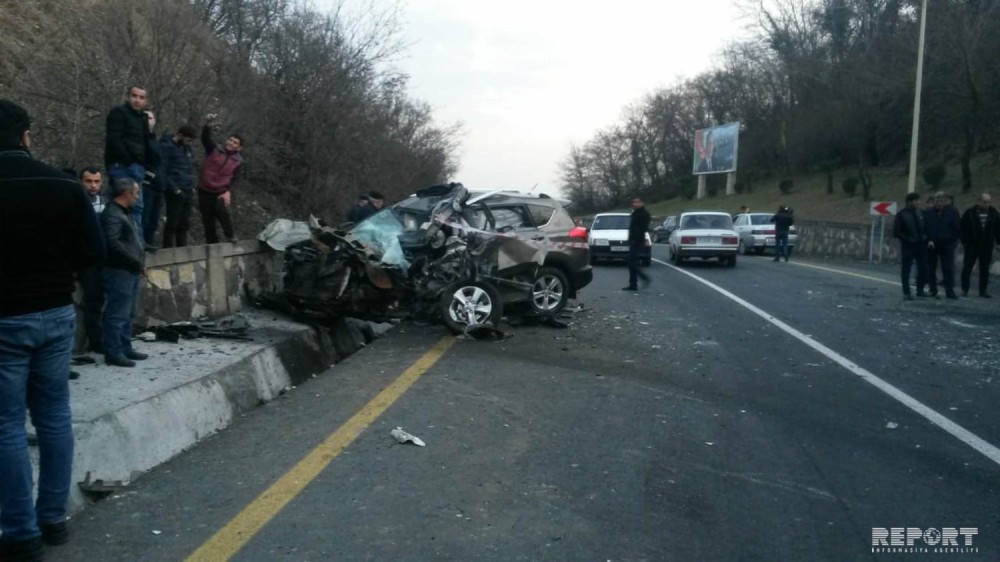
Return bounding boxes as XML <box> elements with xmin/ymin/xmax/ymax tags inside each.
<box><xmin>351</xmin><ymin>209</ymin><xmax>409</xmax><ymax>267</ymax></box>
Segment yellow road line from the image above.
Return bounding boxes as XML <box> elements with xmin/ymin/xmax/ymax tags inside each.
<box><xmin>186</xmin><ymin>336</ymin><xmax>457</xmax><ymax>562</ymax></box>
<box><xmin>789</xmin><ymin>261</ymin><xmax>900</xmax><ymax>287</ymax></box>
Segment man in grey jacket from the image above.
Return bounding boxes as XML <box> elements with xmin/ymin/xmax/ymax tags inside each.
<box><xmin>100</xmin><ymin>178</ymin><xmax>148</xmax><ymax>367</ymax></box>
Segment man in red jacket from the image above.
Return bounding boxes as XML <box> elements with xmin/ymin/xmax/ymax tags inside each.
<box><xmin>197</xmin><ymin>113</ymin><xmax>243</xmax><ymax>244</ymax></box>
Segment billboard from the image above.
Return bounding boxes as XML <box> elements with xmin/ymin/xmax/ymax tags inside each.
<box><xmin>692</xmin><ymin>122</ymin><xmax>739</xmax><ymax>175</ymax></box>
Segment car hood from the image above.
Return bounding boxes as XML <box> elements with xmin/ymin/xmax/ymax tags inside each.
<box><xmin>589</xmin><ymin>229</ymin><xmax>630</xmax><ymax>241</ymax></box>
<box><xmin>675</xmin><ymin>229</ymin><xmax>738</xmax><ymax>237</ymax></box>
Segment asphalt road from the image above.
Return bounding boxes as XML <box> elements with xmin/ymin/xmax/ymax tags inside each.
<box><xmin>51</xmin><ymin>248</ymin><xmax>1000</xmax><ymax>561</ymax></box>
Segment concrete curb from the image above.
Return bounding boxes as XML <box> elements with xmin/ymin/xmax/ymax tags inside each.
<box><xmin>30</xmin><ymin>313</ymin><xmax>393</xmax><ymax>514</ymax></box>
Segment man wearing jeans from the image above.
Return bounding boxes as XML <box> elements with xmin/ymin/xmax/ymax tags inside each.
<box><xmin>0</xmin><ymin>100</ymin><xmax>103</xmax><ymax>561</ymax></box>
<box><xmin>100</xmin><ymin>179</ymin><xmax>149</xmax><ymax>368</ymax></box>
<box><xmin>105</xmin><ymin>86</ymin><xmax>159</xmax><ymax>250</ymax></box>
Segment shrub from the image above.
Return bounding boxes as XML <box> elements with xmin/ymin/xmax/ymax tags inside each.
<box><xmin>842</xmin><ymin>177</ymin><xmax>858</xmax><ymax>196</ymax></box>
<box><xmin>922</xmin><ymin>165</ymin><xmax>946</xmax><ymax>189</ymax></box>
<box><xmin>778</xmin><ymin>178</ymin><xmax>794</xmax><ymax>194</ymax></box>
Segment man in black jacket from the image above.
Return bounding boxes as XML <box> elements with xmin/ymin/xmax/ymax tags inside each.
<box><xmin>959</xmin><ymin>193</ymin><xmax>1000</xmax><ymax>298</ymax></box>
<box><xmin>159</xmin><ymin>125</ymin><xmax>198</xmax><ymax>248</ymax></box>
<box><xmin>893</xmin><ymin>192</ymin><xmax>929</xmax><ymax>300</ymax></box>
<box><xmin>0</xmin><ymin>100</ymin><xmax>103</xmax><ymax>560</ymax></box>
<box><xmin>623</xmin><ymin>197</ymin><xmax>651</xmax><ymax>291</ymax></box>
<box><xmin>770</xmin><ymin>206</ymin><xmax>795</xmax><ymax>262</ymax></box>
<box><xmin>105</xmin><ymin>86</ymin><xmax>159</xmax><ymax>248</ymax></box>
<box><xmin>101</xmin><ymin>179</ymin><xmax>149</xmax><ymax>367</ymax></box>
<box><xmin>923</xmin><ymin>192</ymin><xmax>960</xmax><ymax>299</ymax></box>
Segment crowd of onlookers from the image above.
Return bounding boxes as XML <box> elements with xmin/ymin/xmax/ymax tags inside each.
<box><xmin>894</xmin><ymin>191</ymin><xmax>1000</xmax><ymax>300</ymax></box>
<box><xmin>0</xmin><ymin>89</ymin><xmax>244</xmax><ymax>560</ymax></box>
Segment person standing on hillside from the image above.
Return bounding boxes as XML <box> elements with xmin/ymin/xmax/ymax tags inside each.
<box><xmin>770</xmin><ymin>206</ymin><xmax>795</xmax><ymax>262</ymax></box>
<box><xmin>0</xmin><ymin>100</ymin><xmax>104</xmax><ymax>561</ymax></box>
<box><xmin>101</xmin><ymin>179</ymin><xmax>148</xmax><ymax>368</ymax></box>
<box><xmin>104</xmin><ymin>86</ymin><xmax>159</xmax><ymax>249</ymax></box>
<box><xmin>893</xmin><ymin>192</ymin><xmax>929</xmax><ymax>300</ymax></box>
<box><xmin>923</xmin><ymin>192</ymin><xmax>960</xmax><ymax>299</ymax></box>
<box><xmin>622</xmin><ymin>197</ymin><xmax>651</xmax><ymax>291</ymax></box>
<box><xmin>959</xmin><ymin>193</ymin><xmax>1000</xmax><ymax>298</ymax></box>
<box><xmin>197</xmin><ymin>113</ymin><xmax>243</xmax><ymax>244</ymax></box>
<box><xmin>159</xmin><ymin>125</ymin><xmax>198</xmax><ymax>248</ymax></box>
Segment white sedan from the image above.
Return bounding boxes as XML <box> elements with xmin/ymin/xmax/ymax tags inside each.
<box><xmin>668</xmin><ymin>211</ymin><xmax>740</xmax><ymax>267</ymax></box>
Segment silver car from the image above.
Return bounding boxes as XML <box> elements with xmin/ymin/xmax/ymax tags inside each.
<box><xmin>733</xmin><ymin>213</ymin><xmax>798</xmax><ymax>255</ymax></box>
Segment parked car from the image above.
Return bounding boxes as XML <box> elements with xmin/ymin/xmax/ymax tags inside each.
<box><xmin>732</xmin><ymin>212</ymin><xmax>798</xmax><ymax>255</ymax></box>
<box><xmin>668</xmin><ymin>211</ymin><xmax>739</xmax><ymax>267</ymax></box>
<box><xmin>652</xmin><ymin>216</ymin><xmax>677</xmax><ymax>243</ymax></box>
<box><xmin>587</xmin><ymin>212</ymin><xmax>652</xmax><ymax>266</ymax></box>
<box><xmin>273</xmin><ymin>184</ymin><xmax>593</xmax><ymax>333</ymax></box>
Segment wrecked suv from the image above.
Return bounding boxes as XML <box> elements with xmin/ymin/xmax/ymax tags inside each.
<box><xmin>277</xmin><ymin>184</ymin><xmax>592</xmax><ymax>333</ymax></box>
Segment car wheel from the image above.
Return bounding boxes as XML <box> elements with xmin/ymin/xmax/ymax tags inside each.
<box><xmin>530</xmin><ymin>266</ymin><xmax>569</xmax><ymax>316</ymax></box>
<box><xmin>440</xmin><ymin>280</ymin><xmax>503</xmax><ymax>334</ymax></box>
<box><xmin>739</xmin><ymin>239</ymin><xmax>749</xmax><ymax>255</ymax></box>
<box><xmin>672</xmin><ymin>247</ymin><xmax>683</xmax><ymax>265</ymax></box>
<box><xmin>727</xmin><ymin>255</ymin><xmax>737</xmax><ymax>267</ymax></box>
<box><xmin>753</xmin><ymin>247</ymin><xmax>765</xmax><ymax>255</ymax></box>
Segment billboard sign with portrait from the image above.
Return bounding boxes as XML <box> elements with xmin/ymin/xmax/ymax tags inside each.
<box><xmin>692</xmin><ymin>122</ymin><xmax>740</xmax><ymax>175</ymax></box>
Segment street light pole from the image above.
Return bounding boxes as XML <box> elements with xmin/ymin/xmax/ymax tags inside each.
<box><xmin>906</xmin><ymin>0</ymin><xmax>929</xmax><ymax>194</ymax></box>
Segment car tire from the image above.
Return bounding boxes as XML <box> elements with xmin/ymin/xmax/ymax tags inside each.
<box><xmin>672</xmin><ymin>247</ymin><xmax>683</xmax><ymax>265</ymax></box>
<box><xmin>739</xmin><ymin>239</ymin><xmax>750</xmax><ymax>255</ymax></box>
<box><xmin>753</xmin><ymin>247</ymin><xmax>764</xmax><ymax>255</ymax></box>
<box><xmin>726</xmin><ymin>255</ymin><xmax>737</xmax><ymax>267</ymax></box>
<box><xmin>440</xmin><ymin>280</ymin><xmax>503</xmax><ymax>335</ymax></box>
<box><xmin>589</xmin><ymin>251</ymin><xmax>597</xmax><ymax>266</ymax></box>
<box><xmin>530</xmin><ymin>266</ymin><xmax>569</xmax><ymax>316</ymax></box>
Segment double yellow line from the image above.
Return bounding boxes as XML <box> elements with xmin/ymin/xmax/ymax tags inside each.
<box><xmin>186</xmin><ymin>336</ymin><xmax>456</xmax><ymax>561</ymax></box>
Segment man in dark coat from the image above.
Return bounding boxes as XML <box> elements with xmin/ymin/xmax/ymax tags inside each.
<box><xmin>346</xmin><ymin>193</ymin><xmax>374</xmax><ymax>223</ymax></box>
<box><xmin>104</xmin><ymin>86</ymin><xmax>159</xmax><ymax>246</ymax></box>
<box><xmin>101</xmin><ymin>179</ymin><xmax>148</xmax><ymax>367</ymax></box>
<box><xmin>923</xmin><ymin>192</ymin><xmax>960</xmax><ymax>299</ymax></box>
<box><xmin>893</xmin><ymin>192</ymin><xmax>929</xmax><ymax>300</ymax></box>
<box><xmin>159</xmin><ymin>125</ymin><xmax>198</xmax><ymax>248</ymax></box>
<box><xmin>770</xmin><ymin>206</ymin><xmax>795</xmax><ymax>262</ymax></box>
<box><xmin>0</xmin><ymin>99</ymin><xmax>103</xmax><ymax>560</ymax></box>
<box><xmin>623</xmin><ymin>197</ymin><xmax>651</xmax><ymax>291</ymax></box>
<box><xmin>959</xmin><ymin>193</ymin><xmax>1000</xmax><ymax>298</ymax></box>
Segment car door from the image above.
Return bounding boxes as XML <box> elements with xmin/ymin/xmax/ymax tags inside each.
<box><xmin>485</xmin><ymin>204</ymin><xmax>546</xmax><ymax>277</ymax></box>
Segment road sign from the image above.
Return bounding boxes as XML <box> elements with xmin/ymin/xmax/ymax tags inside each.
<box><xmin>870</xmin><ymin>201</ymin><xmax>897</xmax><ymax>216</ymax></box>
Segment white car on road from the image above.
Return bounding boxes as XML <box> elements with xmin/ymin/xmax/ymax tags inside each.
<box><xmin>733</xmin><ymin>212</ymin><xmax>798</xmax><ymax>255</ymax></box>
<box><xmin>668</xmin><ymin>211</ymin><xmax>739</xmax><ymax>267</ymax></box>
<box><xmin>588</xmin><ymin>213</ymin><xmax>652</xmax><ymax>266</ymax></box>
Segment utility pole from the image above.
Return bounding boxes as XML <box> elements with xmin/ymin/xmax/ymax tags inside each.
<box><xmin>906</xmin><ymin>0</ymin><xmax>929</xmax><ymax>194</ymax></box>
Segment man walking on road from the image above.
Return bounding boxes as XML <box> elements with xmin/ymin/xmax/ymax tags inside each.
<box><xmin>197</xmin><ymin>113</ymin><xmax>243</xmax><ymax>244</ymax></box>
<box><xmin>0</xmin><ymin>100</ymin><xmax>104</xmax><ymax>561</ymax></box>
<box><xmin>770</xmin><ymin>206</ymin><xmax>794</xmax><ymax>262</ymax></box>
<box><xmin>893</xmin><ymin>192</ymin><xmax>929</xmax><ymax>300</ymax></box>
<box><xmin>923</xmin><ymin>192</ymin><xmax>960</xmax><ymax>299</ymax></box>
<box><xmin>959</xmin><ymin>193</ymin><xmax>1000</xmax><ymax>298</ymax></box>
<box><xmin>622</xmin><ymin>197</ymin><xmax>650</xmax><ymax>291</ymax></box>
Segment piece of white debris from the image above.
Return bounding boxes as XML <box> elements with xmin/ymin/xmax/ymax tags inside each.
<box><xmin>136</xmin><ymin>332</ymin><xmax>156</xmax><ymax>342</ymax></box>
<box><xmin>152</xmin><ymin>530</ymin><xmax>162</xmax><ymax>536</ymax></box>
<box><xmin>886</xmin><ymin>422</ymin><xmax>899</xmax><ymax>429</ymax></box>
<box><xmin>705</xmin><ymin>442</ymin><xmax>715</xmax><ymax>446</ymax></box>
<box><xmin>390</xmin><ymin>427</ymin><xmax>426</xmax><ymax>447</ymax></box>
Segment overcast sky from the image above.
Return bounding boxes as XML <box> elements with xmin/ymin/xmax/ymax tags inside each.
<box><xmin>322</xmin><ymin>1</ymin><xmax>747</xmax><ymax>194</ymax></box>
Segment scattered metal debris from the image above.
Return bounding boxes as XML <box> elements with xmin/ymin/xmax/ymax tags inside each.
<box><xmin>78</xmin><ymin>471</ymin><xmax>126</xmax><ymax>497</ymax></box>
<box><xmin>390</xmin><ymin>427</ymin><xmax>426</xmax><ymax>447</ymax></box>
<box><xmin>143</xmin><ymin>314</ymin><xmax>253</xmax><ymax>343</ymax></box>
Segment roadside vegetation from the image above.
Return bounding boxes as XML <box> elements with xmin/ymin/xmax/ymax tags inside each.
<box><xmin>0</xmin><ymin>0</ymin><xmax>460</xmax><ymax>237</ymax></box>
<box><xmin>561</xmin><ymin>0</ymin><xmax>1000</xmax><ymax>223</ymax></box>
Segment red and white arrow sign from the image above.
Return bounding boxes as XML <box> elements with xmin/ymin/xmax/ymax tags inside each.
<box><xmin>870</xmin><ymin>201</ymin><xmax>897</xmax><ymax>216</ymax></box>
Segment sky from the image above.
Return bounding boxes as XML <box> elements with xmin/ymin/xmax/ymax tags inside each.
<box><xmin>321</xmin><ymin>0</ymin><xmax>747</xmax><ymax>194</ymax></box>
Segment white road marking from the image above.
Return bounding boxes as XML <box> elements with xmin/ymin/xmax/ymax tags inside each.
<box><xmin>652</xmin><ymin>258</ymin><xmax>1000</xmax><ymax>468</ymax></box>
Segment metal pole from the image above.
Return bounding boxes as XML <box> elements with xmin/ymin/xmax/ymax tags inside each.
<box><xmin>878</xmin><ymin>216</ymin><xmax>885</xmax><ymax>263</ymax></box>
<box><xmin>906</xmin><ymin>0</ymin><xmax>929</xmax><ymax>194</ymax></box>
<box><xmin>869</xmin><ymin>216</ymin><xmax>876</xmax><ymax>263</ymax></box>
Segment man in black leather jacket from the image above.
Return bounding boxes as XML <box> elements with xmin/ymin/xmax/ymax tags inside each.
<box><xmin>893</xmin><ymin>192</ymin><xmax>929</xmax><ymax>300</ymax></box>
<box><xmin>923</xmin><ymin>192</ymin><xmax>960</xmax><ymax>299</ymax></box>
<box><xmin>100</xmin><ymin>178</ymin><xmax>149</xmax><ymax>367</ymax></box>
<box><xmin>623</xmin><ymin>197</ymin><xmax>651</xmax><ymax>291</ymax></box>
